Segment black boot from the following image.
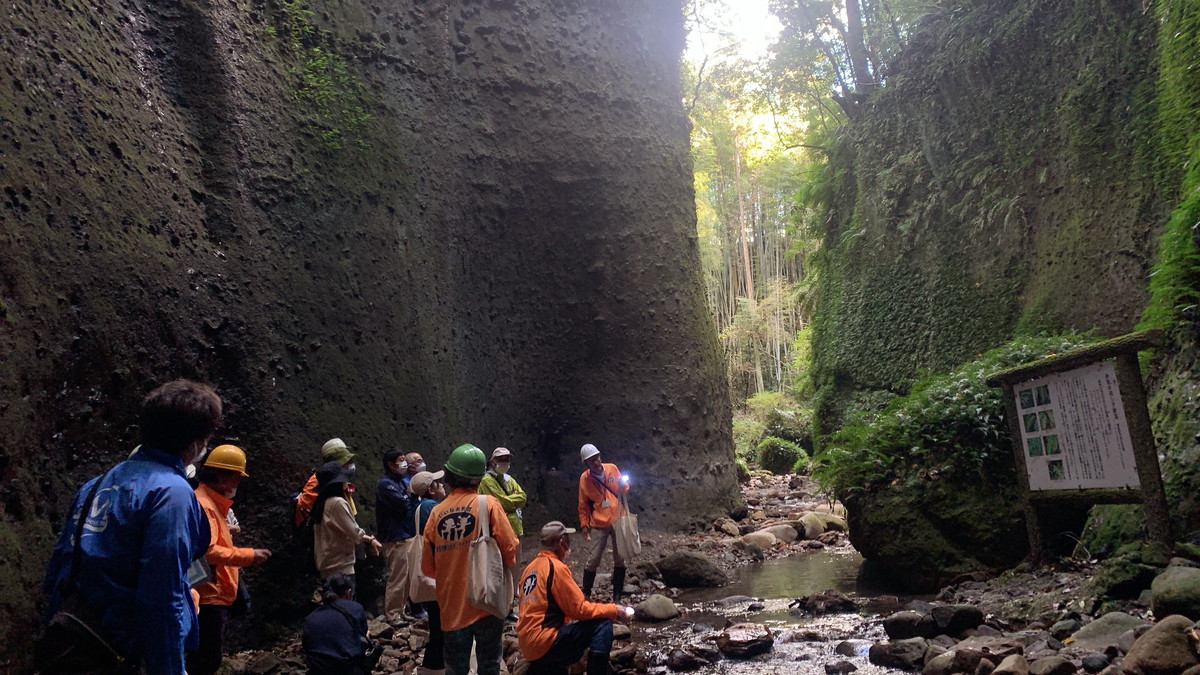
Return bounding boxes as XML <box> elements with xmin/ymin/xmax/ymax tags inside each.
<box><xmin>586</xmin><ymin>652</ymin><xmax>610</xmax><ymax>675</ymax></box>
<box><xmin>581</xmin><ymin>569</ymin><xmax>596</xmax><ymax>598</ymax></box>
<box><xmin>611</xmin><ymin>567</ymin><xmax>626</xmax><ymax>603</ymax></box>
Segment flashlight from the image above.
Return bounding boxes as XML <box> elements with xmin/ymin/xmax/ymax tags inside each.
<box><xmin>624</xmin><ymin>606</ymin><xmax>635</xmax><ymax>618</ymax></box>
<box><xmin>621</xmin><ymin>474</ymin><xmax>630</xmax><ymax>484</ymax></box>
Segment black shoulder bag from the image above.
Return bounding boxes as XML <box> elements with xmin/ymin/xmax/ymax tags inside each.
<box><xmin>328</xmin><ymin>601</ymin><xmax>383</xmax><ymax>674</ymax></box>
<box><xmin>34</xmin><ymin>469</ymin><xmax>127</xmax><ymax>674</ymax></box>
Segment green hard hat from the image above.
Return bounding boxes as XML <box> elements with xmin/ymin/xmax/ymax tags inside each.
<box><xmin>446</xmin><ymin>443</ymin><xmax>487</xmax><ymax>479</ymax></box>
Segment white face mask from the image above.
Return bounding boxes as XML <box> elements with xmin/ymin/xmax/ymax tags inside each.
<box><xmin>413</xmin><ymin>462</ymin><xmax>427</xmax><ymax>473</ymax></box>
<box><xmin>345</xmin><ymin>463</ymin><xmax>356</xmax><ymax>473</ymax></box>
<box><xmin>225</xmin><ymin>486</ymin><xmax>238</xmax><ymax>499</ymax></box>
<box><xmin>395</xmin><ymin>460</ymin><xmax>408</xmax><ymax>474</ymax></box>
<box><xmin>495</xmin><ymin>462</ymin><xmax>510</xmax><ymax>475</ymax></box>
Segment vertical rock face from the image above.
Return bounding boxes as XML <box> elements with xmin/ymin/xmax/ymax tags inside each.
<box><xmin>0</xmin><ymin>0</ymin><xmax>737</xmax><ymax>657</ymax></box>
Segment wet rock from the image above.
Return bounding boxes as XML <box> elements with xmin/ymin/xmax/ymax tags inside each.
<box><xmin>993</xmin><ymin>654</ymin><xmax>1030</xmax><ymax>675</ymax></box>
<box><xmin>610</xmin><ymin>644</ymin><xmax>638</xmax><ymax>665</ymax></box>
<box><xmin>656</xmin><ymin>551</ymin><xmax>728</xmax><ymax>588</ymax></box>
<box><xmin>742</xmin><ymin>531</ymin><xmax>778</xmax><ymax>548</ymax></box>
<box><xmin>761</xmin><ymin>524</ymin><xmax>799</xmax><ymax>543</ymax></box>
<box><xmin>667</xmin><ymin>646</ymin><xmax>717</xmax><ymax>671</ymax></box>
<box><xmin>747</xmin><ymin>602</ymin><xmax>765</xmax><ymax>611</ymax></box>
<box><xmin>1121</xmin><ymin>614</ymin><xmax>1200</xmax><ymax>675</ymax></box>
<box><xmin>1068</xmin><ymin>612</ymin><xmax>1148</xmax><ymax>653</ymax></box>
<box><xmin>825</xmin><ymin>660</ymin><xmax>858</xmax><ymax>674</ymax></box>
<box><xmin>634</xmin><ymin>594</ymin><xmax>680</xmax><ymax>621</ymax></box>
<box><xmin>1080</xmin><ymin>653</ymin><xmax>1109</xmax><ymax>673</ymax></box>
<box><xmin>886</xmin><ymin>610</ymin><xmax>938</xmax><ymax>639</ymax></box>
<box><xmin>870</xmin><ymin>638</ymin><xmax>930</xmax><ymax>671</ymax></box>
<box><xmin>1151</xmin><ymin>566</ymin><xmax>1200</xmax><ymax>620</ymax></box>
<box><xmin>792</xmin><ymin>589</ymin><xmax>858</xmax><ymax>615</ymax></box>
<box><xmin>613</xmin><ymin>624</ymin><xmax>632</xmax><ymax>640</ymax></box>
<box><xmin>932</xmin><ymin>604</ymin><xmax>984</xmax><ymax>637</ymax></box>
<box><xmin>716</xmin><ymin>623</ymin><xmax>774</xmax><ymax>658</ymax></box>
<box><xmin>1027</xmin><ymin>656</ymin><xmax>1076</xmax><ymax>675</ymax></box>
<box><xmin>835</xmin><ymin>640</ymin><xmax>872</xmax><ymax>657</ymax></box>
<box><xmin>1050</xmin><ymin>619</ymin><xmax>1083</xmax><ymax>640</ymax></box>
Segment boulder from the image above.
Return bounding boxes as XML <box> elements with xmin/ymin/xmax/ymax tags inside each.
<box><xmin>953</xmin><ymin>636</ymin><xmax>1024</xmax><ymax>662</ymax></box>
<box><xmin>886</xmin><ymin>610</ymin><xmax>938</xmax><ymax>639</ymax></box>
<box><xmin>798</xmin><ymin>512</ymin><xmax>849</xmax><ymax>539</ymax></box>
<box><xmin>655</xmin><ymin>551</ymin><xmax>728</xmax><ymax>588</ymax></box>
<box><xmin>977</xmin><ymin>658</ymin><xmax>997</xmax><ymax>675</ymax></box>
<box><xmin>1121</xmin><ymin>615</ymin><xmax>1200</xmax><ymax>675</ymax></box>
<box><xmin>742</xmin><ymin>531</ymin><xmax>778</xmax><ymax>548</ymax></box>
<box><xmin>713</xmin><ymin>517</ymin><xmax>741</xmax><ymax>537</ymax></box>
<box><xmin>793</xmin><ymin>589</ymin><xmax>858</xmax><ymax>615</ymax></box>
<box><xmin>1151</xmin><ymin>566</ymin><xmax>1200</xmax><ymax>620</ymax></box>
<box><xmin>613</xmin><ymin>624</ymin><xmax>632</xmax><ymax>640</ymax></box>
<box><xmin>923</xmin><ymin>651</ymin><xmax>959</xmax><ymax>675</ymax></box>
<box><xmin>825</xmin><ymin>661</ymin><xmax>859</xmax><ymax>674</ymax></box>
<box><xmin>1067</xmin><ymin>612</ymin><xmax>1149</xmax><ymax>653</ymax></box>
<box><xmin>870</xmin><ymin>638</ymin><xmax>930</xmax><ymax>671</ymax></box>
<box><xmin>932</xmin><ymin>604</ymin><xmax>985</xmax><ymax>637</ymax></box>
<box><xmin>761</xmin><ymin>523</ymin><xmax>800</xmax><ymax>543</ymax></box>
<box><xmin>716</xmin><ymin>623</ymin><xmax>773</xmax><ymax>658</ymax></box>
<box><xmin>993</xmin><ymin>654</ymin><xmax>1030</xmax><ymax>675</ymax></box>
<box><xmin>635</xmin><ymin>595</ymin><xmax>680</xmax><ymax>622</ymax></box>
<box><xmin>1050</xmin><ymin>619</ymin><xmax>1083</xmax><ymax>640</ymax></box>
<box><xmin>667</xmin><ymin>649</ymin><xmax>709</xmax><ymax>671</ymax></box>
<box><xmin>835</xmin><ymin>640</ymin><xmax>873</xmax><ymax>657</ymax></box>
<box><xmin>1079</xmin><ymin>653</ymin><xmax>1109</xmax><ymax>673</ymax></box>
<box><xmin>1027</xmin><ymin>656</ymin><xmax>1076</xmax><ymax>675</ymax></box>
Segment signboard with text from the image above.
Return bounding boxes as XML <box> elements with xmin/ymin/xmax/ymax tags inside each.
<box><xmin>1012</xmin><ymin>361</ymin><xmax>1139</xmax><ymax>491</ymax></box>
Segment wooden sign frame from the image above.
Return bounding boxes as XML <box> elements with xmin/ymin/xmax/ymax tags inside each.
<box><xmin>986</xmin><ymin>330</ymin><xmax>1170</xmax><ymax>564</ymax></box>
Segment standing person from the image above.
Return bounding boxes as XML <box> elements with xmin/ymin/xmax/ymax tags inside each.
<box><xmin>405</xmin><ymin>451</ymin><xmax>427</xmax><ymax>479</ymax></box>
<box><xmin>295</xmin><ymin>438</ymin><xmax>358</xmax><ymax>528</ymax></box>
<box><xmin>576</xmin><ymin>443</ymin><xmax>630</xmax><ymax>601</ymax></box>
<box><xmin>301</xmin><ymin>573</ymin><xmax>370</xmax><ymax>675</ymax></box>
<box><xmin>422</xmin><ymin>444</ymin><xmax>519</xmax><ymax>675</ymax></box>
<box><xmin>410</xmin><ymin>470</ymin><xmax>447</xmax><ymax>675</ymax></box>
<box><xmin>477</xmin><ymin>447</ymin><xmax>527</xmax><ymax>536</ymax></box>
<box><xmin>376</xmin><ymin>448</ymin><xmax>417</xmax><ymax>619</ymax></box>
<box><xmin>516</xmin><ymin>522</ymin><xmax>633</xmax><ymax>675</ymax></box>
<box><xmin>188</xmin><ymin>445</ymin><xmax>272</xmax><ymax>675</ymax></box>
<box><xmin>313</xmin><ymin>462</ymin><xmax>381</xmax><ymax>596</ymax></box>
<box><xmin>41</xmin><ymin>379</ymin><xmax>220</xmax><ymax>675</ymax></box>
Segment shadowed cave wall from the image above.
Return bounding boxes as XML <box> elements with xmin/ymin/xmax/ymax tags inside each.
<box><xmin>0</xmin><ymin>0</ymin><xmax>737</xmax><ymax>657</ymax></box>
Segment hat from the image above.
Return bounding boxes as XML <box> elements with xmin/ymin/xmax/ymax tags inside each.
<box><xmin>491</xmin><ymin>447</ymin><xmax>512</xmax><ymax>459</ymax></box>
<box><xmin>409</xmin><ymin>470</ymin><xmax>445</xmax><ymax>497</ymax></box>
<box><xmin>321</xmin><ymin>438</ymin><xmax>354</xmax><ymax>465</ymax></box>
<box><xmin>540</xmin><ymin>521</ymin><xmax>577</xmax><ymax>546</ymax></box>
<box><xmin>315</xmin><ymin>460</ymin><xmax>350</xmax><ymax>489</ymax></box>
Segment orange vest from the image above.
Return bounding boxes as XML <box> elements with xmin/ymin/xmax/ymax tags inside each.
<box><xmin>516</xmin><ymin>550</ymin><xmax>620</xmax><ymax>661</ymax></box>
<box><xmin>194</xmin><ymin>484</ymin><xmax>255</xmax><ymax>606</ymax></box>
<box><xmin>577</xmin><ymin>464</ymin><xmax>627</xmax><ymax>530</ymax></box>
<box><xmin>421</xmin><ymin>488</ymin><xmax>519</xmax><ymax>631</ymax></box>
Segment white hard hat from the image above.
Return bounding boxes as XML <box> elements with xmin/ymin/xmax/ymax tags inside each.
<box><xmin>580</xmin><ymin>443</ymin><xmax>600</xmax><ymax>462</ymax></box>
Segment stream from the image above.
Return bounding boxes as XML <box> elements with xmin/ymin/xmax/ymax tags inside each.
<box><xmin>636</xmin><ymin>550</ymin><xmax>911</xmax><ymax>674</ymax></box>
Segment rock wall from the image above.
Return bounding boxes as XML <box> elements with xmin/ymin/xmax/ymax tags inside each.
<box><xmin>0</xmin><ymin>0</ymin><xmax>737</xmax><ymax>658</ymax></box>
<box><xmin>809</xmin><ymin>0</ymin><xmax>1198</xmax><ymax>589</ymax></box>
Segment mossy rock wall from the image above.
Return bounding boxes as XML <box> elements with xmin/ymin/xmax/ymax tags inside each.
<box><xmin>0</xmin><ymin>0</ymin><xmax>736</xmax><ymax>659</ymax></box>
<box><xmin>812</xmin><ymin>0</ymin><xmax>1164</xmax><ymax>431</ymax></box>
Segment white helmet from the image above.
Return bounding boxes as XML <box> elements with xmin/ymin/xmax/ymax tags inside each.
<box><xmin>580</xmin><ymin>443</ymin><xmax>600</xmax><ymax>463</ymax></box>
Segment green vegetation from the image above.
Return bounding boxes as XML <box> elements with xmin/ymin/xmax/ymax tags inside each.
<box><xmin>758</xmin><ymin>436</ymin><xmax>807</xmax><ymax>474</ymax></box>
<box><xmin>812</xmin><ymin>333</ymin><xmax>1096</xmax><ymax>499</ymax></box>
<box><xmin>277</xmin><ymin>0</ymin><xmax>373</xmax><ymax>149</ymax></box>
<box><xmin>730</xmin><ymin>391</ymin><xmax>812</xmax><ymax>474</ymax></box>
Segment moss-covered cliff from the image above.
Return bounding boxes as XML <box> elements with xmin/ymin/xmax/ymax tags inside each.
<box><xmin>0</xmin><ymin>0</ymin><xmax>736</xmax><ymax>659</ymax></box>
<box><xmin>810</xmin><ymin>0</ymin><xmax>1199</xmax><ymax>588</ymax></box>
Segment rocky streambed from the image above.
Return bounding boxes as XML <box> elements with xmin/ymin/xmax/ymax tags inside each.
<box><xmin>220</xmin><ymin>475</ymin><xmax>1200</xmax><ymax>675</ymax></box>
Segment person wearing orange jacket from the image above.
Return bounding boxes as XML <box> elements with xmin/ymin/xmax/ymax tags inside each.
<box><xmin>188</xmin><ymin>445</ymin><xmax>272</xmax><ymax>675</ymax></box>
<box><xmin>576</xmin><ymin>443</ymin><xmax>630</xmax><ymax>601</ymax></box>
<box><xmin>516</xmin><ymin>522</ymin><xmax>633</xmax><ymax>675</ymax></box>
<box><xmin>422</xmin><ymin>444</ymin><xmax>519</xmax><ymax>675</ymax></box>
<box><xmin>294</xmin><ymin>438</ymin><xmax>358</xmax><ymax>527</ymax></box>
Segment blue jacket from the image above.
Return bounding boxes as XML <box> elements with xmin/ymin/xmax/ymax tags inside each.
<box><xmin>375</xmin><ymin>471</ymin><xmax>415</xmax><ymax>542</ymax></box>
<box><xmin>417</xmin><ymin>497</ymin><xmax>438</xmax><ymax>535</ymax></box>
<box><xmin>301</xmin><ymin>597</ymin><xmax>368</xmax><ymax>673</ymax></box>
<box><xmin>43</xmin><ymin>446</ymin><xmax>210</xmax><ymax>675</ymax></box>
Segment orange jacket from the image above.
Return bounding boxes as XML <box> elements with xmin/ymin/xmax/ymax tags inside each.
<box><xmin>577</xmin><ymin>464</ymin><xmax>628</xmax><ymax>530</ymax></box>
<box><xmin>422</xmin><ymin>487</ymin><xmax>519</xmax><ymax>631</ymax></box>
<box><xmin>516</xmin><ymin>550</ymin><xmax>621</xmax><ymax>661</ymax></box>
<box><xmin>294</xmin><ymin>473</ymin><xmax>319</xmax><ymax>526</ymax></box>
<box><xmin>194</xmin><ymin>484</ymin><xmax>255</xmax><ymax>606</ymax></box>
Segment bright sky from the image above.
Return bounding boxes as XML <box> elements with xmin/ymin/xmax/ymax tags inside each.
<box><xmin>685</xmin><ymin>0</ymin><xmax>783</xmax><ymax>67</ymax></box>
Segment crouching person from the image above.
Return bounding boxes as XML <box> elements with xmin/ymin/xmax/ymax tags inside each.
<box><xmin>516</xmin><ymin>522</ymin><xmax>633</xmax><ymax>675</ymax></box>
<box><xmin>302</xmin><ymin>573</ymin><xmax>369</xmax><ymax>675</ymax></box>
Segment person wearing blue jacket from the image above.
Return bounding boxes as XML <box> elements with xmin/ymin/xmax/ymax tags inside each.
<box><xmin>43</xmin><ymin>379</ymin><xmax>222</xmax><ymax>675</ymax></box>
<box><xmin>376</xmin><ymin>448</ymin><xmax>417</xmax><ymax>618</ymax></box>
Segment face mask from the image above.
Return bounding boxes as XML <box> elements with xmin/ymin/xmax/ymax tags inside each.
<box><xmin>345</xmin><ymin>463</ymin><xmax>357</xmax><ymax>474</ymax></box>
<box><xmin>396</xmin><ymin>460</ymin><xmax>408</xmax><ymax>474</ymax></box>
<box><xmin>495</xmin><ymin>462</ymin><xmax>510</xmax><ymax>475</ymax></box>
<box><xmin>413</xmin><ymin>462</ymin><xmax>427</xmax><ymax>473</ymax></box>
<box><xmin>225</xmin><ymin>486</ymin><xmax>238</xmax><ymax>499</ymax></box>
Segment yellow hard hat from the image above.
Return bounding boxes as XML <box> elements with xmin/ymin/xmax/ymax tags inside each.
<box><xmin>204</xmin><ymin>444</ymin><xmax>249</xmax><ymax>477</ymax></box>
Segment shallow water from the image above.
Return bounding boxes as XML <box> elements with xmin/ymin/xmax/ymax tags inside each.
<box><xmin>678</xmin><ymin>549</ymin><xmax>874</xmax><ymax>604</ymax></box>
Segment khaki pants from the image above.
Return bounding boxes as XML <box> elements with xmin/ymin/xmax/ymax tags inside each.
<box><xmin>383</xmin><ymin>539</ymin><xmax>412</xmax><ymax>617</ymax></box>
<box><xmin>584</xmin><ymin>526</ymin><xmax>624</xmax><ymax>571</ymax></box>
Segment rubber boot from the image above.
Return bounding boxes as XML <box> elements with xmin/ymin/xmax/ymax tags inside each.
<box><xmin>586</xmin><ymin>652</ymin><xmax>610</xmax><ymax>675</ymax></box>
<box><xmin>611</xmin><ymin>566</ymin><xmax>626</xmax><ymax>603</ymax></box>
<box><xmin>581</xmin><ymin>569</ymin><xmax>596</xmax><ymax>598</ymax></box>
